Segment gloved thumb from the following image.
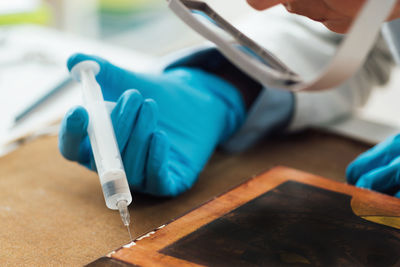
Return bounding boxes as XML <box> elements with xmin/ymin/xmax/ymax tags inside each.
<box><xmin>67</xmin><ymin>53</ymin><xmax>118</xmax><ymax>90</ymax></box>
<box><xmin>58</xmin><ymin>106</ymin><xmax>92</xmax><ymax>167</ymax></box>
<box><xmin>67</xmin><ymin>53</ymin><xmax>147</xmax><ymax>102</ymax></box>
<box><xmin>67</xmin><ymin>53</ymin><xmax>109</xmax><ymax>73</ymax></box>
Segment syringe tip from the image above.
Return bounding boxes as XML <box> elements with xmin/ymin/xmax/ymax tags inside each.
<box><xmin>126</xmin><ymin>225</ymin><xmax>133</xmax><ymax>243</ymax></box>
<box><xmin>117</xmin><ymin>200</ymin><xmax>130</xmax><ymax>226</ymax></box>
<box><xmin>117</xmin><ymin>200</ymin><xmax>133</xmax><ymax>242</ymax></box>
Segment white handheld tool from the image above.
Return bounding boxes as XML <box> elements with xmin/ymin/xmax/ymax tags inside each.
<box><xmin>71</xmin><ymin>60</ymin><xmax>133</xmax><ymax>241</ymax></box>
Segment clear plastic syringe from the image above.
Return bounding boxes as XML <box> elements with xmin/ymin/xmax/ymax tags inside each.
<box><xmin>71</xmin><ymin>60</ymin><xmax>133</xmax><ymax>241</ymax></box>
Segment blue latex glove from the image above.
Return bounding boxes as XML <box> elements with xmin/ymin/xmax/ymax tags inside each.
<box><xmin>59</xmin><ymin>53</ymin><xmax>246</xmax><ymax>197</ymax></box>
<box><xmin>347</xmin><ymin>134</ymin><xmax>400</xmax><ymax>198</ymax></box>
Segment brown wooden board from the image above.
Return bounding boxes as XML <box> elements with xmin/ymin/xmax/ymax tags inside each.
<box><xmin>99</xmin><ymin>167</ymin><xmax>400</xmax><ymax>267</ymax></box>
<box><xmin>0</xmin><ymin>130</ymin><xmax>374</xmax><ymax>265</ymax></box>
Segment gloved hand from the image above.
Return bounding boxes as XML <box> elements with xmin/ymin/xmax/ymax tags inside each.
<box><xmin>347</xmin><ymin>134</ymin><xmax>400</xmax><ymax>198</ymax></box>
<box><xmin>59</xmin><ymin>53</ymin><xmax>246</xmax><ymax>197</ymax></box>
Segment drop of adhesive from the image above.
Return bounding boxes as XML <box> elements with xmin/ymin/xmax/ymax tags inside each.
<box><xmin>123</xmin><ymin>241</ymin><xmax>136</xmax><ymax>248</ymax></box>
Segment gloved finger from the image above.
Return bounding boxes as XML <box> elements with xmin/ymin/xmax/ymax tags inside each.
<box><xmin>67</xmin><ymin>53</ymin><xmax>146</xmax><ymax>102</ymax></box>
<box><xmin>123</xmin><ymin>99</ymin><xmax>158</xmax><ymax>189</ymax></box>
<box><xmin>347</xmin><ymin>135</ymin><xmax>400</xmax><ymax>185</ymax></box>
<box><xmin>68</xmin><ymin>53</ymin><xmax>119</xmax><ymax>101</ymax></box>
<box><xmin>355</xmin><ymin>157</ymin><xmax>400</xmax><ymax>194</ymax></box>
<box><xmin>145</xmin><ymin>131</ymin><xmax>196</xmax><ymax>197</ymax></box>
<box><xmin>58</xmin><ymin>106</ymin><xmax>92</xmax><ymax>166</ymax></box>
<box><xmin>145</xmin><ymin>131</ymin><xmax>170</xmax><ymax>196</ymax></box>
<box><xmin>394</xmin><ymin>190</ymin><xmax>400</xmax><ymax>198</ymax></box>
<box><xmin>111</xmin><ymin>89</ymin><xmax>143</xmax><ymax>152</ymax></box>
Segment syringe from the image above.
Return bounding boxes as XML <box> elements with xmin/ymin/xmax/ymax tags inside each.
<box><xmin>70</xmin><ymin>60</ymin><xmax>133</xmax><ymax>241</ymax></box>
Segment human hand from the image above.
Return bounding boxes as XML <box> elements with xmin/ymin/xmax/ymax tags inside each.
<box><xmin>246</xmin><ymin>0</ymin><xmax>400</xmax><ymax>33</ymax></box>
<box><xmin>59</xmin><ymin>53</ymin><xmax>245</xmax><ymax>197</ymax></box>
<box><xmin>347</xmin><ymin>134</ymin><xmax>400</xmax><ymax>198</ymax></box>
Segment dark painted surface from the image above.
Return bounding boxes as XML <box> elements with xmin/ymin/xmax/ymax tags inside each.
<box><xmin>161</xmin><ymin>181</ymin><xmax>400</xmax><ymax>267</ymax></box>
<box><xmin>85</xmin><ymin>257</ymin><xmax>138</xmax><ymax>267</ymax></box>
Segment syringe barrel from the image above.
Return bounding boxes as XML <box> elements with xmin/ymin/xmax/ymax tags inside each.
<box><xmin>72</xmin><ymin>60</ymin><xmax>132</xmax><ymax>210</ymax></box>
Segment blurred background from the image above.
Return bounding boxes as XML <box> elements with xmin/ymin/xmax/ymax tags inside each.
<box><xmin>13</xmin><ymin>0</ymin><xmax>253</xmax><ymax>56</ymax></box>
<box><xmin>0</xmin><ymin>0</ymin><xmax>257</xmax><ymax>154</ymax></box>
<box><xmin>1</xmin><ymin>0</ymin><xmax>400</xmax><ymax>154</ymax></box>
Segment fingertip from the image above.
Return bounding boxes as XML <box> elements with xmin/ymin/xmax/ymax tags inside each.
<box><xmin>59</xmin><ymin>106</ymin><xmax>89</xmax><ymax>161</ymax></box>
<box><xmin>121</xmin><ymin>89</ymin><xmax>143</xmax><ymax>105</ymax></box>
<box><xmin>142</xmin><ymin>98</ymin><xmax>158</xmax><ymax>116</ymax></box>
<box><xmin>355</xmin><ymin>176</ymin><xmax>371</xmax><ymax>190</ymax></box>
<box><xmin>346</xmin><ymin>162</ymin><xmax>358</xmax><ymax>185</ymax></box>
<box><xmin>64</xmin><ymin>106</ymin><xmax>88</xmax><ymax>134</ymax></box>
<box><xmin>113</xmin><ymin>89</ymin><xmax>143</xmax><ymax>116</ymax></box>
<box><xmin>135</xmin><ymin>98</ymin><xmax>158</xmax><ymax>132</ymax></box>
<box><xmin>138</xmin><ymin>99</ymin><xmax>159</xmax><ymax>132</ymax></box>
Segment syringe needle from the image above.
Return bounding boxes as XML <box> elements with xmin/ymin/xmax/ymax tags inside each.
<box><xmin>126</xmin><ymin>225</ymin><xmax>133</xmax><ymax>243</ymax></box>
<box><xmin>117</xmin><ymin>200</ymin><xmax>133</xmax><ymax>242</ymax></box>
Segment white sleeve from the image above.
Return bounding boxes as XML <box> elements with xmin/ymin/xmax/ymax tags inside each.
<box><xmin>289</xmin><ymin>33</ymin><xmax>393</xmax><ymax>131</ymax></box>
<box><xmin>383</xmin><ymin>19</ymin><xmax>400</xmax><ymax>64</ymax></box>
<box><xmin>236</xmin><ymin>7</ymin><xmax>394</xmax><ymax>132</ymax></box>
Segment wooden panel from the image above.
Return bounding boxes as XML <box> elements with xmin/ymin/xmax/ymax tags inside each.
<box><xmin>106</xmin><ymin>167</ymin><xmax>400</xmax><ymax>266</ymax></box>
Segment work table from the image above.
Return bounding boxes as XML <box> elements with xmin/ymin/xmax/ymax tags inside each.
<box><xmin>0</xmin><ymin>129</ymin><xmax>370</xmax><ymax>265</ymax></box>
